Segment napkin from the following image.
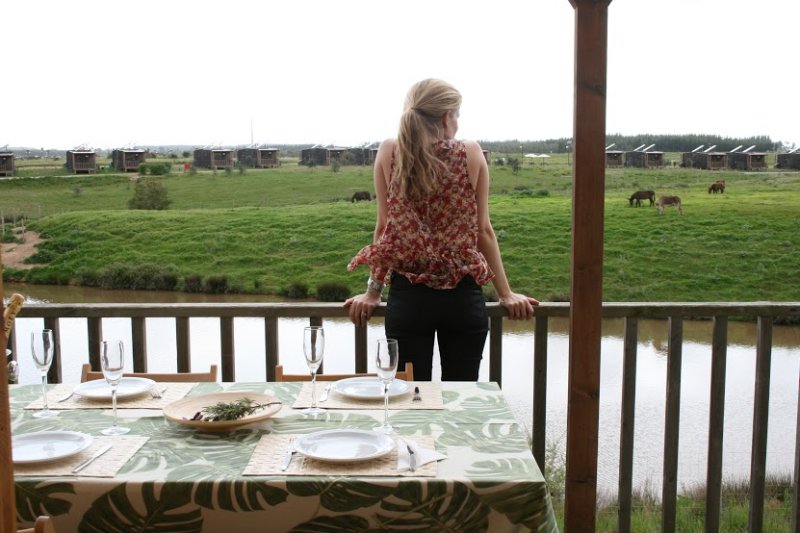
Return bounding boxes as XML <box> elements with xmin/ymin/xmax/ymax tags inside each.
<box><xmin>396</xmin><ymin>438</ymin><xmax>446</xmax><ymax>472</ymax></box>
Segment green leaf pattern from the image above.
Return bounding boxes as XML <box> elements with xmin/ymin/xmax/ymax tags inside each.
<box><xmin>12</xmin><ymin>382</ymin><xmax>557</xmax><ymax>532</ymax></box>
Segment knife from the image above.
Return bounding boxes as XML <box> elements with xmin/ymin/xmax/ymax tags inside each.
<box><xmin>72</xmin><ymin>444</ymin><xmax>112</xmax><ymax>473</ymax></box>
<box><xmin>406</xmin><ymin>442</ymin><xmax>416</xmax><ymax>472</ymax></box>
<box><xmin>279</xmin><ymin>440</ymin><xmax>296</xmax><ymax>471</ymax></box>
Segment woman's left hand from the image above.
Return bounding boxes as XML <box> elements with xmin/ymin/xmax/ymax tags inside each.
<box><xmin>344</xmin><ymin>292</ymin><xmax>382</xmax><ymax>327</ymax></box>
<box><xmin>498</xmin><ymin>292</ymin><xmax>539</xmax><ymax>320</ymax></box>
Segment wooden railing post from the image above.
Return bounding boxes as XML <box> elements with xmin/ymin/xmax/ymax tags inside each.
<box><xmin>565</xmin><ymin>1</ymin><xmax>611</xmax><ymax>529</ymax></box>
<box><xmin>706</xmin><ymin>316</ymin><xmax>729</xmax><ymax>531</ymax></box>
<box><xmin>662</xmin><ymin>317</ymin><xmax>684</xmax><ymax>532</ymax></box>
<box><xmin>618</xmin><ymin>317</ymin><xmax>638</xmax><ymax>533</ymax></box>
<box><xmin>532</xmin><ymin>315</ymin><xmax>549</xmax><ymax>471</ymax></box>
<box><xmin>748</xmin><ymin>315</ymin><xmax>773</xmax><ymax>532</ymax></box>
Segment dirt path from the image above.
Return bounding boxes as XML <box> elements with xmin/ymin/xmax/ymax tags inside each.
<box><xmin>1</xmin><ymin>231</ymin><xmax>43</xmax><ymax>270</ymax></box>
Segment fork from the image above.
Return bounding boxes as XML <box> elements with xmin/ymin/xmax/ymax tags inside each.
<box><xmin>151</xmin><ymin>386</ymin><xmax>168</xmax><ymax>399</ymax></box>
<box><xmin>319</xmin><ymin>383</ymin><xmax>333</xmax><ymax>402</ymax></box>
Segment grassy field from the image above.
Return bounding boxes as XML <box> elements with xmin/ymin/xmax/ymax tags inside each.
<box><xmin>2</xmin><ymin>155</ymin><xmax>799</xmax><ymax>304</ymax></box>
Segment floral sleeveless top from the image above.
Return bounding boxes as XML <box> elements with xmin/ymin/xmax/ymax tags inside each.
<box><xmin>347</xmin><ymin>139</ymin><xmax>494</xmax><ymax>290</ymax></box>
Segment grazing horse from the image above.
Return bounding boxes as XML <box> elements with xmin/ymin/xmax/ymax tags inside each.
<box><xmin>629</xmin><ymin>190</ymin><xmax>655</xmax><ymax>207</ymax></box>
<box><xmin>351</xmin><ymin>191</ymin><xmax>371</xmax><ymax>202</ymax></box>
<box><xmin>708</xmin><ymin>180</ymin><xmax>725</xmax><ymax>194</ymax></box>
<box><xmin>656</xmin><ymin>195</ymin><xmax>683</xmax><ymax>215</ymax></box>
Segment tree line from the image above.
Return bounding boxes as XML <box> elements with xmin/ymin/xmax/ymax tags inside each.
<box><xmin>478</xmin><ymin>134</ymin><xmax>783</xmax><ymax>154</ymax></box>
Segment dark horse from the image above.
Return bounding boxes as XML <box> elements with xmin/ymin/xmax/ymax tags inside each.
<box><xmin>708</xmin><ymin>180</ymin><xmax>725</xmax><ymax>194</ymax></box>
<box><xmin>629</xmin><ymin>190</ymin><xmax>655</xmax><ymax>207</ymax></box>
<box><xmin>351</xmin><ymin>191</ymin><xmax>371</xmax><ymax>202</ymax></box>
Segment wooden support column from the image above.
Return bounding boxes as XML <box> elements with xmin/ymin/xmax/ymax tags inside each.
<box><xmin>565</xmin><ymin>1</ymin><xmax>611</xmax><ymax>530</ymax></box>
<box><xmin>1</xmin><ymin>252</ymin><xmax>19</xmax><ymax>532</ymax></box>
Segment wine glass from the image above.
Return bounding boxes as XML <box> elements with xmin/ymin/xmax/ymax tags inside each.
<box><xmin>101</xmin><ymin>339</ymin><xmax>130</xmax><ymax>435</ymax></box>
<box><xmin>373</xmin><ymin>338</ymin><xmax>399</xmax><ymax>434</ymax></box>
<box><xmin>31</xmin><ymin>329</ymin><xmax>58</xmax><ymax>418</ymax></box>
<box><xmin>302</xmin><ymin>326</ymin><xmax>325</xmax><ymax>416</ymax></box>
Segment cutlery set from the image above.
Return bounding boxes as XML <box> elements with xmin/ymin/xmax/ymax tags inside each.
<box><xmin>72</xmin><ymin>443</ymin><xmax>113</xmax><ymax>473</ymax></box>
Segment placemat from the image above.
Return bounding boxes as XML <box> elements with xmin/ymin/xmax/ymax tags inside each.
<box><xmin>25</xmin><ymin>382</ymin><xmax>197</xmax><ymax>410</ymax></box>
<box><xmin>243</xmin><ymin>433</ymin><xmax>437</xmax><ymax>477</ymax></box>
<box><xmin>14</xmin><ymin>435</ymin><xmax>149</xmax><ymax>477</ymax></box>
<box><xmin>291</xmin><ymin>381</ymin><xmax>443</xmax><ymax>410</ymax></box>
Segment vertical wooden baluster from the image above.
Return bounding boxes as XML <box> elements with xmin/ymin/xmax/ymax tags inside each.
<box><xmin>662</xmin><ymin>316</ymin><xmax>683</xmax><ymax>532</ymax></box>
<box><xmin>748</xmin><ymin>315</ymin><xmax>772</xmax><ymax>532</ymax></box>
<box><xmin>265</xmin><ymin>317</ymin><xmax>278</xmax><ymax>381</ymax></box>
<box><xmin>618</xmin><ymin>317</ymin><xmax>638</xmax><ymax>533</ymax></box>
<box><xmin>176</xmin><ymin>317</ymin><xmax>190</xmax><ymax>373</ymax></box>
<box><xmin>705</xmin><ymin>316</ymin><xmax>728</xmax><ymax>532</ymax></box>
<box><xmin>533</xmin><ymin>315</ymin><xmax>548</xmax><ymax>471</ymax></box>
<box><xmin>131</xmin><ymin>316</ymin><xmax>147</xmax><ymax>372</ymax></box>
<box><xmin>220</xmin><ymin>317</ymin><xmax>235</xmax><ymax>382</ymax></box>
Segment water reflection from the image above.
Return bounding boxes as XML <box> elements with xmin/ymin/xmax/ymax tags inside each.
<box><xmin>5</xmin><ymin>283</ymin><xmax>799</xmax><ymax>495</ymax></box>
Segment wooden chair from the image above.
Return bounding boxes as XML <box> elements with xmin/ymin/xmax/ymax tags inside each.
<box><xmin>18</xmin><ymin>516</ymin><xmax>55</xmax><ymax>533</ymax></box>
<box><xmin>274</xmin><ymin>362</ymin><xmax>414</xmax><ymax>382</ymax></box>
<box><xmin>80</xmin><ymin>363</ymin><xmax>218</xmax><ymax>383</ymax></box>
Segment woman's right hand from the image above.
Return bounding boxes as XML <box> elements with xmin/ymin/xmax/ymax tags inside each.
<box><xmin>343</xmin><ymin>292</ymin><xmax>382</xmax><ymax>327</ymax></box>
<box><xmin>498</xmin><ymin>292</ymin><xmax>539</xmax><ymax>320</ymax></box>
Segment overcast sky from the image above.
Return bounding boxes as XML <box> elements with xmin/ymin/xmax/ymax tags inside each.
<box><xmin>3</xmin><ymin>0</ymin><xmax>798</xmax><ymax>150</ymax></box>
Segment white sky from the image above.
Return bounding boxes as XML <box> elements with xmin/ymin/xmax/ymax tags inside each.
<box><xmin>3</xmin><ymin>0</ymin><xmax>798</xmax><ymax>150</ymax></box>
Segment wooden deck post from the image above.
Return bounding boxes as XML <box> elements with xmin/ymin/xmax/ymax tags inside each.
<box><xmin>565</xmin><ymin>1</ymin><xmax>611</xmax><ymax>530</ymax></box>
<box><xmin>1</xmin><ymin>252</ymin><xmax>19</xmax><ymax>532</ymax></box>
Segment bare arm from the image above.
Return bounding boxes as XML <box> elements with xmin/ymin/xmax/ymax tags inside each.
<box><xmin>343</xmin><ymin>139</ymin><xmax>396</xmax><ymax>326</ymax></box>
<box><xmin>466</xmin><ymin>141</ymin><xmax>539</xmax><ymax>320</ymax></box>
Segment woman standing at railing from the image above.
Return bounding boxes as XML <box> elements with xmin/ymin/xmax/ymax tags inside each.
<box><xmin>345</xmin><ymin>79</ymin><xmax>538</xmax><ymax>381</ymax></box>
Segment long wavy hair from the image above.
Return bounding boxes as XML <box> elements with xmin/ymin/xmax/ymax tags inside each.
<box><xmin>394</xmin><ymin>79</ymin><xmax>462</xmax><ymax>199</ymax></box>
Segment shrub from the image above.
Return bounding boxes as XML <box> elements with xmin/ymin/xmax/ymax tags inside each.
<box><xmin>331</xmin><ymin>159</ymin><xmax>342</xmax><ymax>173</ymax></box>
<box><xmin>204</xmin><ymin>276</ymin><xmax>229</xmax><ymax>294</ymax></box>
<box><xmin>284</xmin><ymin>282</ymin><xmax>309</xmax><ymax>299</ymax></box>
<box><xmin>316</xmin><ymin>282</ymin><xmax>350</xmax><ymax>302</ymax></box>
<box><xmin>183</xmin><ymin>274</ymin><xmax>203</xmax><ymax>293</ymax></box>
<box><xmin>128</xmin><ymin>177</ymin><xmax>172</xmax><ymax>210</ymax></box>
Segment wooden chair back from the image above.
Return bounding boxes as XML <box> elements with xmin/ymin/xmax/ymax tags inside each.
<box><xmin>274</xmin><ymin>362</ymin><xmax>414</xmax><ymax>382</ymax></box>
<box><xmin>18</xmin><ymin>515</ymin><xmax>55</xmax><ymax>533</ymax></box>
<box><xmin>80</xmin><ymin>363</ymin><xmax>218</xmax><ymax>383</ymax></box>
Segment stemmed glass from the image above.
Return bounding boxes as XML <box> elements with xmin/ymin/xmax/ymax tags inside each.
<box><xmin>101</xmin><ymin>339</ymin><xmax>130</xmax><ymax>435</ymax></box>
<box><xmin>302</xmin><ymin>326</ymin><xmax>325</xmax><ymax>416</ymax></box>
<box><xmin>373</xmin><ymin>338</ymin><xmax>399</xmax><ymax>434</ymax></box>
<box><xmin>31</xmin><ymin>329</ymin><xmax>58</xmax><ymax>418</ymax></box>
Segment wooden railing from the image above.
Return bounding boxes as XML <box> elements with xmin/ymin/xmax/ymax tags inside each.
<box><xmin>10</xmin><ymin>301</ymin><xmax>800</xmax><ymax>532</ymax></box>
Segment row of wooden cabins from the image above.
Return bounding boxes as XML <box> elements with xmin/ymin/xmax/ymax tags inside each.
<box><xmin>603</xmin><ymin>143</ymin><xmax>794</xmax><ymax>170</ymax></box>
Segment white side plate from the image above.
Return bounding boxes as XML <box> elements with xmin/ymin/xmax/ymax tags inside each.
<box><xmin>332</xmin><ymin>377</ymin><xmax>410</xmax><ymax>400</ymax></box>
<box><xmin>72</xmin><ymin>377</ymin><xmax>156</xmax><ymax>400</ymax></box>
<box><xmin>12</xmin><ymin>431</ymin><xmax>93</xmax><ymax>464</ymax></box>
<box><xmin>294</xmin><ymin>429</ymin><xmax>395</xmax><ymax>463</ymax></box>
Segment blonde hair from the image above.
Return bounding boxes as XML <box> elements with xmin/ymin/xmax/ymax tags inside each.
<box><xmin>395</xmin><ymin>79</ymin><xmax>462</xmax><ymax>199</ymax></box>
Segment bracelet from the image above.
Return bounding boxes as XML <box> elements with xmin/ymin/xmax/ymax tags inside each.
<box><xmin>367</xmin><ymin>277</ymin><xmax>385</xmax><ymax>295</ymax></box>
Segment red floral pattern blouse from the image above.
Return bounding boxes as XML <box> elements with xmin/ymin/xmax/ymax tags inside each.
<box><xmin>347</xmin><ymin>139</ymin><xmax>494</xmax><ymax>289</ymax></box>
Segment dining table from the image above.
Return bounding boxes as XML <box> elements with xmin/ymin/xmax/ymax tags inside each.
<box><xmin>10</xmin><ymin>379</ymin><xmax>558</xmax><ymax>532</ymax></box>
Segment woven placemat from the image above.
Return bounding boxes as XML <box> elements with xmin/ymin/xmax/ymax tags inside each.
<box><xmin>14</xmin><ymin>435</ymin><xmax>149</xmax><ymax>477</ymax></box>
<box><xmin>25</xmin><ymin>382</ymin><xmax>196</xmax><ymax>410</ymax></box>
<box><xmin>291</xmin><ymin>381</ymin><xmax>443</xmax><ymax>410</ymax></box>
<box><xmin>243</xmin><ymin>433</ymin><xmax>437</xmax><ymax>477</ymax></box>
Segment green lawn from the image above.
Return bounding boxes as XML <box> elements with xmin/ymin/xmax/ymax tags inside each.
<box><xmin>2</xmin><ymin>158</ymin><xmax>799</xmax><ymax>303</ymax></box>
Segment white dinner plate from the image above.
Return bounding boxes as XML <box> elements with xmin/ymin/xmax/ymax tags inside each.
<box><xmin>331</xmin><ymin>377</ymin><xmax>410</xmax><ymax>400</ymax></box>
<box><xmin>293</xmin><ymin>429</ymin><xmax>395</xmax><ymax>463</ymax></box>
<box><xmin>72</xmin><ymin>377</ymin><xmax>156</xmax><ymax>400</ymax></box>
<box><xmin>12</xmin><ymin>431</ymin><xmax>93</xmax><ymax>464</ymax></box>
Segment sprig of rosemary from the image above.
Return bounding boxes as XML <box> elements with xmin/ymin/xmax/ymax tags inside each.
<box><xmin>194</xmin><ymin>397</ymin><xmax>275</xmax><ymax>422</ymax></box>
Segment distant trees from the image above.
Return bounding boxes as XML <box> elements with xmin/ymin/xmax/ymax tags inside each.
<box><xmin>128</xmin><ymin>177</ymin><xmax>171</xmax><ymax>210</ymax></box>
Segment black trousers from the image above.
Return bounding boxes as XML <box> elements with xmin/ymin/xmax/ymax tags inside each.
<box><xmin>385</xmin><ymin>273</ymin><xmax>489</xmax><ymax>381</ymax></box>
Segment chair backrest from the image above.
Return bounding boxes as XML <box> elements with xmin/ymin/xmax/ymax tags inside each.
<box><xmin>274</xmin><ymin>362</ymin><xmax>414</xmax><ymax>382</ymax></box>
<box><xmin>80</xmin><ymin>363</ymin><xmax>218</xmax><ymax>383</ymax></box>
<box><xmin>18</xmin><ymin>515</ymin><xmax>55</xmax><ymax>533</ymax></box>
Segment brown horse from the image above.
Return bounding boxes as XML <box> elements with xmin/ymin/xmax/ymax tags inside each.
<box><xmin>708</xmin><ymin>180</ymin><xmax>725</xmax><ymax>194</ymax></box>
<box><xmin>656</xmin><ymin>195</ymin><xmax>683</xmax><ymax>215</ymax></box>
<box><xmin>351</xmin><ymin>191</ymin><xmax>371</xmax><ymax>202</ymax></box>
<box><xmin>629</xmin><ymin>190</ymin><xmax>655</xmax><ymax>207</ymax></box>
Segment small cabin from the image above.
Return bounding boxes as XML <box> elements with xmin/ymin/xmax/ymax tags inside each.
<box><xmin>681</xmin><ymin>151</ymin><xmax>728</xmax><ymax>170</ymax></box>
<box><xmin>0</xmin><ymin>152</ymin><xmax>14</xmax><ymax>177</ymax></box>
<box><xmin>111</xmin><ymin>149</ymin><xmax>146</xmax><ymax>172</ymax></box>
<box><xmin>728</xmin><ymin>151</ymin><xmax>767</xmax><ymax>170</ymax></box>
<box><xmin>776</xmin><ymin>152</ymin><xmax>800</xmax><ymax>169</ymax></box>
<box><xmin>625</xmin><ymin>150</ymin><xmax>664</xmax><ymax>168</ymax></box>
<box><xmin>482</xmin><ymin>149</ymin><xmax>491</xmax><ymax>164</ymax></box>
<box><xmin>300</xmin><ymin>147</ymin><xmax>347</xmax><ymax>166</ymax></box>
<box><xmin>66</xmin><ymin>149</ymin><xmax>97</xmax><ymax>174</ymax></box>
<box><xmin>193</xmin><ymin>149</ymin><xmax>234</xmax><ymax>170</ymax></box>
<box><xmin>605</xmin><ymin>150</ymin><xmax>624</xmax><ymax>168</ymax></box>
<box><xmin>236</xmin><ymin>148</ymin><xmax>280</xmax><ymax>168</ymax></box>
